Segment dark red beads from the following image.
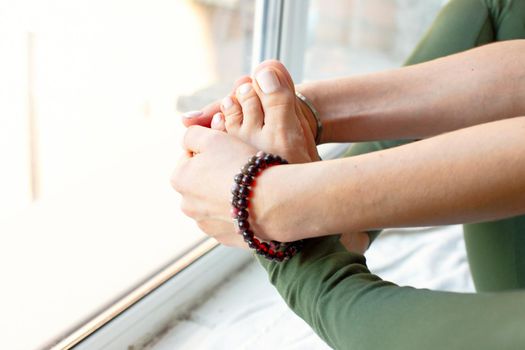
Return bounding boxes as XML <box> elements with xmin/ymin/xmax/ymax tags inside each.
<box><xmin>238</xmin><ymin>219</ymin><xmax>249</xmax><ymax>230</ymax></box>
<box><xmin>234</xmin><ymin>173</ymin><xmax>243</xmax><ymax>184</ymax></box>
<box><xmin>231</xmin><ymin>183</ymin><xmax>241</xmax><ymax>195</ymax></box>
<box><xmin>255</xmin><ymin>159</ymin><xmax>265</xmax><ymax>169</ymax></box>
<box><xmin>259</xmin><ymin>242</ymin><xmax>269</xmax><ymax>253</ymax></box>
<box><xmin>263</xmin><ymin>154</ymin><xmax>274</xmax><ymax>163</ymax></box>
<box><xmin>247</xmin><ymin>165</ymin><xmax>257</xmax><ymax>176</ymax></box>
<box><xmin>236</xmin><ymin>198</ymin><xmax>248</xmax><ymax>209</ymax></box>
<box><xmin>230</xmin><ymin>151</ymin><xmax>303</xmax><ymax>262</ymax></box>
<box><xmin>242</xmin><ymin>230</ymin><xmax>254</xmax><ymax>240</ymax></box>
<box><xmin>241</xmin><ymin>175</ymin><xmax>253</xmax><ymax>186</ymax></box>
<box><xmin>237</xmin><ymin>209</ymin><xmax>248</xmax><ymax>220</ymax></box>
<box><xmin>238</xmin><ymin>186</ymin><xmax>250</xmax><ymax>198</ymax></box>
<box><xmin>269</xmin><ymin>241</ymin><xmax>281</xmax><ymax>251</ymax></box>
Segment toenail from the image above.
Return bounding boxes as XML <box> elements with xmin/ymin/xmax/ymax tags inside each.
<box><xmin>211</xmin><ymin>112</ymin><xmax>223</xmax><ymax>129</ymax></box>
<box><xmin>222</xmin><ymin>96</ymin><xmax>233</xmax><ymax>110</ymax></box>
<box><xmin>256</xmin><ymin>69</ymin><xmax>280</xmax><ymax>94</ymax></box>
<box><xmin>183</xmin><ymin>110</ymin><xmax>203</xmax><ymax>118</ymax></box>
<box><xmin>238</xmin><ymin>83</ymin><xmax>252</xmax><ymax>95</ymax></box>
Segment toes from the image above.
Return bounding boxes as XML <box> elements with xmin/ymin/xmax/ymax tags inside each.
<box><xmin>232</xmin><ymin>75</ymin><xmax>252</xmax><ymax>90</ymax></box>
<box><xmin>210</xmin><ymin>112</ymin><xmax>225</xmax><ymax>131</ymax></box>
<box><xmin>221</xmin><ymin>95</ymin><xmax>242</xmax><ymax>134</ymax></box>
<box><xmin>253</xmin><ymin>60</ymin><xmax>295</xmax><ymax>91</ymax></box>
<box><xmin>235</xmin><ymin>82</ymin><xmax>264</xmax><ymax>131</ymax></box>
<box><xmin>252</xmin><ymin>63</ymin><xmax>296</xmax><ymax>129</ymax></box>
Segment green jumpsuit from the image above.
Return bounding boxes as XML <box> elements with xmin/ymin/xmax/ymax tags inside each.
<box><xmin>257</xmin><ymin>1</ymin><xmax>525</xmax><ymax>349</ymax></box>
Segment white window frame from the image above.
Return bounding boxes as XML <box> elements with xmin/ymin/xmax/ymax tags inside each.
<box><xmin>50</xmin><ymin>1</ymin><xmax>347</xmax><ymax>348</ymax></box>
<box><xmin>56</xmin><ymin>241</ymin><xmax>252</xmax><ymax>350</ymax></box>
<box><xmin>252</xmin><ymin>0</ymin><xmax>310</xmax><ymax>82</ymax></box>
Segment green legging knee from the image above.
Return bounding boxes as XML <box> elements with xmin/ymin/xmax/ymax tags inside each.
<box><xmin>343</xmin><ymin>0</ymin><xmax>525</xmax><ymax>292</ymax></box>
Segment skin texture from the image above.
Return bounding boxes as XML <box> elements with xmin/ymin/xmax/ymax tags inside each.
<box><xmin>174</xmin><ymin>3</ymin><xmax>525</xmax><ymax>349</ymax></box>
<box><xmin>172</xmin><ymin>127</ymin><xmax>257</xmax><ymax>247</ymax></box>
<box><xmin>174</xmin><ymin>116</ymin><xmax>525</xmax><ymax>244</ymax></box>
<box><xmin>183</xmin><ymin>40</ymin><xmax>525</xmax><ymax>143</ymax></box>
<box><xmin>217</xmin><ymin>61</ymin><xmax>319</xmax><ymax>164</ymax></box>
<box><xmin>253</xmin><ymin>116</ymin><xmax>525</xmax><ymax>242</ymax></box>
<box><xmin>182</xmin><ymin>60</ymin><xmax>319</xmax><ymax>143</ymax></box>
<box><xmin>173</xmin><ymin>61</ymin><xmax>324</xmax><ymax>248</ymax></box>
<box><xmin>173</xmin><ymin>40</ymin><xmax>525</xmax><ymax>246</ymax></box>
<box><xmin>298</xmin><ymin>40</ymin><xmax>525</xmax><ymax>143</ymax></box>
<box><xmin>177</xmin><ymin>61</ymin><xmax>367</xmax><ymax>251</ymax></box>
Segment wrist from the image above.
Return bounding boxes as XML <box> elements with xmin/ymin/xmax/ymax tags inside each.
<box><xmin>251</xmin><ymin>162</ymin><xmax>330</xmax><ymax>242</ymax></box>
<box><xmin>250</xmin><ymin>164</ymin><xmax>307</xmax><ymax>242</ymax></box>
<box><xmin>249</xmin><ymin>165</ymin><xmax>287</xmax><ymax>242</ymax></box>
<box><xmin>231</xmin><ymin>152</ymin><xmax>303</xmax><ymax>261</ymax></box>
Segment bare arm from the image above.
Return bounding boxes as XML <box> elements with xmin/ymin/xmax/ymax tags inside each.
<box><xmin>253</xmin><ymin>116</ymin><xmax>525</xmax><ymax>242</ymax></box>
<box><xmin>298</xmin><ymin>40</ymin><xmax>525</xmax><ymax>143</ymax></box>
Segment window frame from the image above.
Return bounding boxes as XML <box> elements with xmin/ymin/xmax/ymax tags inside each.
<box><xmin>50</xmin><ymin>240</ymin><xmax>252</xmax><ymax>350</ymax></box>
<box><xmin>49</xmin><ymin>1</ymin><xmax>346</xmax><ymax>348</ymax></box>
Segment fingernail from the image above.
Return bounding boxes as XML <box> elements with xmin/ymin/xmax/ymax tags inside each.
<box><xmin>238</xmin><ymin>83</ymin><xmax>252</xmax><ymax>95</ymax></box>
<box><xmin>222</xmin><ymin>96</ymin><xmax>233</xmax><ymax>110</ymax></box>
<box><xmin>256</xmin><ymin>69</ymin><xmax>280</xmax><ymax>94</ymax></box>
<box><xmin>211</xmin><ymin>112</ymin><xmax>223</xmax><ymax>129</ymax></box>
<box><xmin>183</xmin><ymin>110</ymin><xmax>203</xmax><ymax>119</ymax></box>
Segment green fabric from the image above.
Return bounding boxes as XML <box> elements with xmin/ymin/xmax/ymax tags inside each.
<box><xmin>462</xmin><ymin>0</ymin><xmax>525</xmax><ymax>292</ymax></box>
<box><xmin>256</xmin><ymin>0</ymin><xmax>525</xmax><ymax>348</ymax></box>
<box><xmin>257</xmin><ymin>237</ymin><xmax>525</xmax><ymax>350</ymax></box>
<box><xmin>465</xmin><ymin>217</ymin><xmax>525</xmax><ymax>291</ymax></box>
<box><xmin>344</xmin><ymin>0</ymin><xmax>525</xmax><ymax>292</ymax></box>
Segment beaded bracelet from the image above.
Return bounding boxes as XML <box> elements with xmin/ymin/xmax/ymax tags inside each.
<box><xmin>231</xmin><ymin>151</ymin><xmax>303</xmax><ymax>262</ymax></box>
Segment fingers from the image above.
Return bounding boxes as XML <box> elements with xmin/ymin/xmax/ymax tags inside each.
<box><xmin>181</xmin><ymin>101</ymin><xmax>220</xmax><ymax>128</ymax></box>
<box><xmin>170</xmin><ymin>151</ymin><xmax>192</xmax><ymax>194</ymax></box>
<box><xmin>196</xmin><ymin>219</ymin><xmax>246</xmax><ymax>248</ymax></box>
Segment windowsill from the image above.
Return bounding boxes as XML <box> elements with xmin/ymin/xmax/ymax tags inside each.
<box><xmin>147</xmin><ymin>260</ymin><xmax>330</xmax><ymax>350</ymax></box>
<box><xmin>146</xmin><ymin>225</ymin><xmax>473</xmax><ymax>349</ymax></box>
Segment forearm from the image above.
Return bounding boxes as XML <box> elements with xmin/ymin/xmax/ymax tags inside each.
<box><xmin>257</xmin><ymin>236</ymin><xmax>525</xmax><ymax>350</ymax></box>
<box><xmin>298</xmin><ymin>40</ymin><xmax>525</xmax><ymax>143</ymax></box>
<box><xmin>253</xmin><ymin>116</ymin><xmax>525</xmax><ymax>241</ymax></box>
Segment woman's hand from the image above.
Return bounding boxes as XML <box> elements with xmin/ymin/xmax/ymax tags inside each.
<box><xmin>171</xmin><ymin>126</ymin><xmax>257</xmax><ymax>248</ymax></box>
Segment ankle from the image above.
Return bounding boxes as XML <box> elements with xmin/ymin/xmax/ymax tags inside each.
<box><xmin>295</xmin><ymin>85</ymin><xmax>323</xmax><ymax>144</ymax></box>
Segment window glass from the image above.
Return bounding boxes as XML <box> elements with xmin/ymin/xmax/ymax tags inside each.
<box><xmin>0</xmin><ymin>0</ymin><xmax>254</xmax><ymax>348</ymax></box>
<box><xmin>304</xmin><ymin>0</ymin><xmax>445</xmax><ymax>80</ymax></box>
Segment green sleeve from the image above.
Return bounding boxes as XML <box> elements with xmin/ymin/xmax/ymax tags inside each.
<box><xmin>256</xmin><ymin>237</ymin><xmax>525</xmax><ymax>350</ymax></box>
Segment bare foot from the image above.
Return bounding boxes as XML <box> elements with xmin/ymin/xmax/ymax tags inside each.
<box><xmin>185</xmin><ymin>61</ymin><xmax>321</xmax><ymax>148</ymax></box>
<box><xmin>213</xmin><ymin>61</ymin><xmax>319</xmax><ymax>163</ymax></box>
<box><xmin>209</xmin><ymin>62</ymin><xmax>369</xmax><ymax>251</ymax></box>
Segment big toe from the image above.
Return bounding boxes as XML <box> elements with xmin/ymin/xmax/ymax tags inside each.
<box><xmin>252</xmin><ymin>61</ymin><xmax>296</xmax><ymax>129</ymax></box>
